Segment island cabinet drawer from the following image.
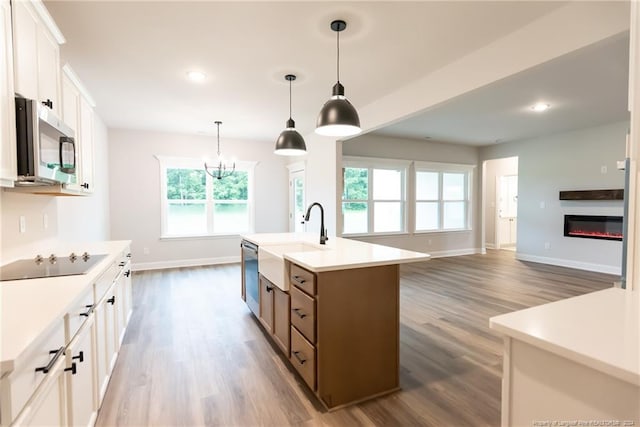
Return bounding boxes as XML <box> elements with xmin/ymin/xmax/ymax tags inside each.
<box><xmin>290</xmin><ymin>264</ymin><xmax>316</xmax><ymax>296</ymax></box>
<box><xmin>290</xmin><ymin>326</ymin><xmax>316</xmax><ymax>391</ymax></box>
<box><xmin>290</xmin><ymin>286</ymin><xmax>315</xmax><ymax>344</ymax></box>
<box><xmin>3</xmin><ymin>318</ymin><xmax>65</xmax><ymax>422</ymax></box>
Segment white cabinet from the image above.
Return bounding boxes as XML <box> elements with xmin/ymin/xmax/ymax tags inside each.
<box><xmin>61</xmin><ymin>68</ymin><xmax>95</xmax><ymax>194</ymax></box>
<box><xmin>11</xmin><ymin>0</ymin><xmax>38</xmax><ymax>101</ymax></box>
<box><xmin>0</xmin><ymin>0</ymin><xmax>16</xmax><ymax>187</ymax></box>
<box><xmin>78</xmin><ymin>96</ymin><xmax>94</xmax><ymax>192</ymax></box>
<box><xmin>11</xmin><ymin>0</ymin><xmax>62</xmax><ymax>114</ymax></box>
<box><xmin>1</xmin><ymin>319</ymin><xmax>67</xmax><ymax>426</ymax></box>
<box><xmin>65</xmin><ymin>316</ymin><xmax>97</xmax><ymax>427</ymax></box>
<box><xmin>0</xmin><ymin>243</ymin><xmax>133</xmax><ymax>426</ymax></box>
<box><xmin>13</xmin><ymin>357</ymin><xmax>67</xmax><ymax>427</ymax></box>
<box><xmin>93</xmin><ymin>250</ymin><xmax>131</xmax><ymax>405</ymax></box>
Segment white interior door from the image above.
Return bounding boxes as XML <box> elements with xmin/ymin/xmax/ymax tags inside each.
<box><xmin>497</xmin><ymin>175</ymin><xmax>518</xmax><ymax>248</ymax></box>
<box><xmin>289</xmin><ymin>169</ymin><xmax>305</xmax><ymax>232</ymax></box>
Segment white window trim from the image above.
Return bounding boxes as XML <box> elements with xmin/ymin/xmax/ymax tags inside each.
<box><xmin>414</xmin><ymin>161</ymin><xmax>475</xmax><ymax>233</ymax></box>
<box><xmin>155</xmin><ymin>155</ymin><xmax>257</xmax><ymax>239</ymax></box>
<box><xmin>342</xmin><ymin>156</ymin><xmax>410</xmax><ymax>236</ymax></box>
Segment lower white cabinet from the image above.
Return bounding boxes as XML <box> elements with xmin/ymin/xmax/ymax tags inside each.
<box><xmin>0</xmin><ymin>244</ymin><xmax>133</xmax><ymax>427</ymax></box>
<box><xmin>65</xmin><ymin>316</ymin><xmax>96</xmax><ymax>427</ymax></box>
<box><xmin>13</xmin><ymin>356</ymin><xmax>67</xmax><ymax>427</ymax></box>
<box><xmin>94</xmin><ymin>282</ymin><xmax>118</xmax><ymax>402</ymax></box>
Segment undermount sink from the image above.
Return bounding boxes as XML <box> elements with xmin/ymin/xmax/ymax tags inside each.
<box><xmin>258</xmin><ymin>242</ymin><xmax>326</xmax><ymax>291</ymax></box>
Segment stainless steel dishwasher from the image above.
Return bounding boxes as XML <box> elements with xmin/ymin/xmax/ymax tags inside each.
<box><xmin>241</xmin><ymin>240</ymin><xmax>259</xmax><ymax>315</ymax></box>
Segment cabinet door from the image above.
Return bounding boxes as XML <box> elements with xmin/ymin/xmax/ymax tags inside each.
<box><xmin>259</xmin><ymin>275</ymin><xmax>274</xmax><ymax>334</ymax></box>
<box><xmin>11</xmin><ymin>0</ymin><xmax>38</xmax><ymax>100</ymax></box>
<box><xmin>13</xmin><ymin>357</ymin><xmax>67</xmax><ymax>426</ymax></box>
<box><xmin>78</xmin><ymin>96</ymin><xmax>94</xmax><ymax>192</ymax></box>
<box><xmin>0</xmin><ymin>0</ymin><xmax>16</xmax><ymax>187</ymax></box>
<box><xmin>62</xmin><ymin>74</ymin><xmax>80</xmax><ymax>131</ymax></box>
<box><xmin>36</xmin><ymin>24</ymin><xmax>60</xmax><ymax>114</ymax></box>
<box><xmin>120</xmin><ymin>263</ymin><xmax>132</xmax><ymax>330</ymax></box>
<box><xmin>273</xmin><ymin>286</ymin><xmax>290</xmax><ymax>356</ymax></box>
<box><xmin>94</xmin><ymin>287</ymin><xmax>118</xmax><ymax>404</ymax></box>
<box><xmin>65</xmin><ymin>317</ymin><xmax>97</xmax><ymax>427</ymax></box>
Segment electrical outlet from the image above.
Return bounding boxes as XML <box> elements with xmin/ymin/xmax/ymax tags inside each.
<box><xmin>43</xmin><ymin>214</ymin><xmax>48</xmax><ymax>230</ymax></box>
<box><xmin>540</xmin><ymin>201</ymin><xmax>545</xmax><ymax>209</ymax></box>
<box><xmin>143</xmin><ymin>247</ymin><xmax>150</xmax><ymax>255</ymax></box>
<box><xmin>544</xmin><ymin>242</ymin><xmax>550</xmax><ymax>250</ymax></box>
<box><xmin>601</xmin><ymin>165</ymin><xmax>607</xmax><ymax>174</ymax></box>
<box><xmin>19</xmin><ymin>216</ymin><xmax>26</xmax><ymax>233</ymax></box>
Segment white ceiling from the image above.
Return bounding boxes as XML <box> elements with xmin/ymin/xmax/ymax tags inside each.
<box><xmin>44</xmin><ymin>1</ymin><xmax>568</xmax><ymax>142</ymax></box>
<box><xmin>371</xmin><ymin>32</ymin><xmax>630</xmax><ymax>146</ymax></box>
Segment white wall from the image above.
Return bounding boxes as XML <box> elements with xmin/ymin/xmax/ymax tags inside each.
<box><xmin>484</xmin><ymin>157</ymin><xmax>518</xmax><ymax>247</ymax></box>
<box><xmin>108</xmin><ymin>128</ymin><xmax>288</xmax><ymax>270</ymax></box>
<box><xmin>0</xmin><ymin>115</ymin><xmax>111</xmax><ymax>262</ymax></box>
<box><xmin>341</xmin><ymin>134</ymin><xmax>481</xmax><ymax>256</ymax></box>
<box><xmin>481</xmin><ymin>121</ymin><xmax>627</xmax><ymax>274</ymax></box>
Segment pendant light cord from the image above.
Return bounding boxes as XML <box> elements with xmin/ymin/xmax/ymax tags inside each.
<box><xmin>336</xmin><ymin>28</ymin><xmax>340</xmax><ymax>83</ymax></box>
<box><xmin>216</xmin><ymin>122</ymin><xmax>221</xmax><ymax>157</ymax></box>
<box><xmin>289</xmin><ymin>78</ymin><xmax>293</xmax><ymax>120</ymax></box>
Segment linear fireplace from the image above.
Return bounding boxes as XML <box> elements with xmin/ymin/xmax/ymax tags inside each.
<box><xmin>563</xmin><ymin>215</ymin><xmax>623</xmax><ymax>241</ymax></box>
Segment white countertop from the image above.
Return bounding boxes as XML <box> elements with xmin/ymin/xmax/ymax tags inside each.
<box><xmin>490</xmin><ymin>287</ymin><xmax>639</xmax><ymax>386</ymax></box>
<box><xmin>242</xmin><ymin>232</ymin><xmax>430</xmax><ymax>272</ymax></box>
<box><xmin>1</xmin><ymin>240</ymin><xmax>131</xmax><ymax>375</ymax></box>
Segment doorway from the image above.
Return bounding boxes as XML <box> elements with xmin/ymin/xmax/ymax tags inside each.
<box><xmin>497</xmin><ymin>174</ymin><xmax>518</xmax><ymax>249</ymax></box>
<box><xmin>288</xmin><ymin>166</ymin><xmax>305</xmax><ymax>232</ymax></box>
<box><xmin>483</xmin><ymin>156</ymin><xmax>518</xmax><ymax>251</ymax></box>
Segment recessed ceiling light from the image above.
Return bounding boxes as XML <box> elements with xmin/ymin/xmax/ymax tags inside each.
<box><xmin>531</xmin><ymin>102</ymin><xmax>550</xmax><ymax>112</ymax></box>
<box><xmin>187</xmin><ymin>71</ymin><xmax>206</xmax><ymax>82</ymax></box>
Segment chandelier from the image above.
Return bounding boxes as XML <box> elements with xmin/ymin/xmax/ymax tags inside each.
<box><xmin>204</xmin><ymin>121</ymin><xmax>235</xmax><ymax>180</ymax></box>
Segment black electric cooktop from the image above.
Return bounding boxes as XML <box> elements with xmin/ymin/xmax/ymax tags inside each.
<box><xmin>0</xmin><ymin>253</ymin><xmax>108</xmax><ymax>282</ymax></box>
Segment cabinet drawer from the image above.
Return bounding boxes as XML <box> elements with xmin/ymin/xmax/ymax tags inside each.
<box><xmin>65</xmin><ymin>285</ymin><xmax>94</xmax><ymax>343</ymax></box>
<box><xmin>290</xmin><ymin>286</ymin><xmax>315</xmax><ymax>344</ymax></box>
<box><xmin>290</xmin><ymin>264</ymin><xmax>316</xmax><ymax>296</ymax></box>
<box><xmin>3</xmin><ymin>318</ymin><xmax>65</xmax><ymax>423</ymax></box>
<box><xmin>94</xmin><ymin>262</ymin><xmax>119</xmax><ymax>303</ymax></box>
<box><xmin>290</xmin><ymin>326</ymin><xmax>316</xmax><ymax>391</ymax></box>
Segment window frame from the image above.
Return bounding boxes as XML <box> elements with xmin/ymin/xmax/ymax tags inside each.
<box><xmin>414</xmin><ymin>161</ymin><xmax>474</xmax><ymax>233</ymax></box>
<box><xmin>342</xmin><ymin>156</ymin><xmax>410</xmax><ymax>236</ymax></box>
<box><xmin>156</xmin><ymin>155</ymin><xmax>256</xmax><ymax>239</ymax></box>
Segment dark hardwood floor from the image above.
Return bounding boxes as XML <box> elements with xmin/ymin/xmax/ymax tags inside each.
<box><xmin>96</xmin><ymin>250</ymin><xmax>616</xmax><ymax>426</ymax></box>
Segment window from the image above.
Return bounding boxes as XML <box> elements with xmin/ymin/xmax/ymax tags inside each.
<box><xmin>415</xmin><ymin>163</ymin><xmax>472</xmax><ymax>232</ymax></box>
<box><xmin>158</xmin><ymin>156</ymin><xmax>255</xmax><ymax>238</ymax></box>
<box><xmin>342</xmin><ymin>158</ymin><xmax>408</xmax><ymax>235</ymax></box>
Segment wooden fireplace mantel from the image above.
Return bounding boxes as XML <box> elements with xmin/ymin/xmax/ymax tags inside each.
<box><xmin>559</xmin><ymin>189</ymin><xmax>624</xmax><ymax>201</ymax></box>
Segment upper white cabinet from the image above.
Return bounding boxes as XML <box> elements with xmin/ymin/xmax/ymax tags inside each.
<box><xmin>62</xmin><ymin>65</ymin><xmax>95</xmax><ymax>194</ymax></box>
<box><xmin>0</xmin><ymin>0</ymin><xmax>16</xmax><ymax>187</ymax></box>
<box><xmin>12</xmin><ymin>0</ymin><xmax>63</xmax><ymax>115</ymax></box>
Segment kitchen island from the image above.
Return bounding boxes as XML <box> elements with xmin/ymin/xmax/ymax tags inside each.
<box><xmin>490</xmin><ymin>288</ymin><xmax>639</xmax><ymax>426</ymax></box>
<box><xmin>240</xmin><ymin>232</ymin><xmax>430</xmax><ymax>411</ymax></box>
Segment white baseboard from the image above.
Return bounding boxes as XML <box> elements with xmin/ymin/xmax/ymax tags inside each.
<box><xmin>485</xmin><ymin>243</ymin><xmax>496</xmax><ymax>249</ymax></box>
<box><xmin>428</xmin><ymin>248</ymin><xmax>485</xmax><ymax>258</ymax></box>
<box><xmin>515</xmin><ymin>253</ymin><xmax>621</xmax><ymax>275</ymax></box>
<box><xmin>132</xmin><ymin>256</ymin><xmax>240</xmax><ymax>271</ymax></box>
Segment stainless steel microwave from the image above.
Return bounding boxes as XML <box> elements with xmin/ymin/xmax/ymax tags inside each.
<box><xmin>15</xmin><ymin>97</ymin><xmax>77</xmax><ymax>186</ymax></box>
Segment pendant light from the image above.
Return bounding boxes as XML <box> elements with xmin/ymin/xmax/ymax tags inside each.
<box><xmin>316</xmin><ymin>19</ymin><xmax>361</xmax><ymax>137</ymax></box>
<box><xmin>204</xmin><ymin>121</ymin><xmax>235</xmax><ymax>180</ymax></box>
<box><xmin>275</xmin><ymin>74</ymin><xmax>307</xmax><ymax>156</ymax></box>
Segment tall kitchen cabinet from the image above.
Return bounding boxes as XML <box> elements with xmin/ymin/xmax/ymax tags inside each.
<box><xmin>0</xmin><ymin>0</ymin><xmax>16</xmax><ymax>187</ymax></box>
